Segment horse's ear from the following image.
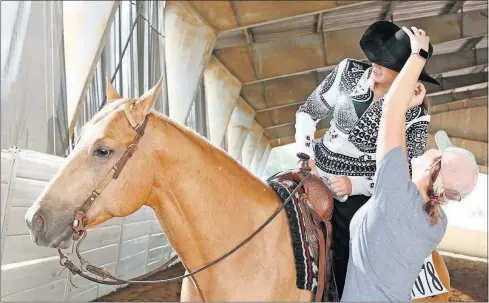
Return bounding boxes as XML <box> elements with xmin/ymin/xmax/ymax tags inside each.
<box><xmin>135</xmin><ymin>76</ymin><xmax>165</xmax><ymax>116</ymax></box>
<box><xmin>105</xmin><ymin>72</ymin><xmax>121</xmax><ymax>102</ymax></box>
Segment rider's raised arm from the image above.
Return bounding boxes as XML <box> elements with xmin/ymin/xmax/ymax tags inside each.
<box><xmin>294</xmin><ymin>58</ymin><xmax>351</xmax><ymax>159</ymax></box>
<box><xmin>377</xmin><ymin>27</ymin><xmax>429</xmax><ymax>165</ymax></box>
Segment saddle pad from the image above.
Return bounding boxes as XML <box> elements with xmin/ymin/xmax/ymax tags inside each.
<box><xmin>268</xmin><ymin>178</ymin><xmax>319</xmax><ymax>292</ymax></box>
<box><xmin>410</xmin><ymin>254</ymin><xmax>449</xmax><ymax>300</ymax></box>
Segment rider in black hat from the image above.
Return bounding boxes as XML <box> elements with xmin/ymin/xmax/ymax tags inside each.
<box><xmin>293</xmin><ymin>20</ymin><xmax>439</xmax><ymax>298</ymax></box>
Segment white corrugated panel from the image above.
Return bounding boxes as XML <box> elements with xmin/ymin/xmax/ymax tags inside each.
<box><xmin>1</xmin><ymin>148</ymin><xmax>177</xmax><ymax>301</ymax></box>
<box><xmin>1</xmin><ymin>151</ymin><xmax>14</xmax><ymax>229</ymax></box>
<box><xmin>121</xmin><ymin>220</ymin><xmax>153</xmax><ymax>242</ymax></box>
<box><xmin>117</xmin><ymin>250</ymin><xmax>147</xmax><ymax>279</ymax></box>
<box><xmin>119</xmin><ymin>235</ymin><xmax>151</xmax><ymax>260</ymax></box>
<box><xmin>1</xmin><ymin>280</ymin><xmax>67</xmax><ymax>301</ymax></box>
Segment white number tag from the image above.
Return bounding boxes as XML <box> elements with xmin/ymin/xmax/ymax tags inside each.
<box><xmin>410</xmin><ymin>254</ymin><xmax>449</xmax><ymax>300</ymax></box>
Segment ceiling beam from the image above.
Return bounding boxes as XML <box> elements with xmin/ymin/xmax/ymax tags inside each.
<box><xmin>264</xmin><ymin>121</ymin><xmax>295</xmax><ymax>131</ymax></box>
<box><xmin>216</xmin><ymin>5</ymin><xmax>486</xmax><ymax>50</ymax></box>
<box><xmin>244</xmin><ymin>28</ymin><xmax>260</xmax><ymax>80</ymax></box>
<box><xmin>264</xmin><ymin>93</ymin><xmax>488</xmax><ymax>141</ymax></box>
<box><xmin>254</xmin><ymin>62</ymin><xmax>488</xmax><ymax>114</ymax></box>
<box><xmin>230</xmin><ymin>1</ymin><xmax>260</xmax><ymax>81</ymax></box>
<box><xmin>428</xmin><ymin>82</ymin><xmax>488</xmax><ymax>97</ymax></box>
<box><xmin>430</xmin><ymin>87</ymin><xmax>488</xmax><ymax>106</ymax></box>
<box><xmin>383</xmin><ymin>1</ymin><xmax>398</xmax><ymax>21</ymax></box>
<box><xmin>229</xmin><ymin>1</ymin><xmax>243</xmax><ymax>27</ymax></box>
<box><xmin>430</xmin><ymin>72</ymin><xmax>487</xmax><ymax>93</ymax></box>
<box><xmin>432</xmin><ymin>64</ymin><xmax>488</xmax><ymax>79</ymax></box>
<box><xmin>269</xmin><ymin>128</ymin><xmax>328</xmax><ymax>147</ymax></box>
<box><xmin>441</xmin><ymin>0</ymin><xmax>466</xmax><ymax>15</ymax></box>
<box><xmin>219</xmin><ymin>1</ymin><xmax>375</xmax><ymax>34</ymax></box>
<box><xmin>430</xmin><ymin>96</ymin><xmax>487</xmax><ymax>114</ymax></box>
<box><xmin>316</xmin><ymin>12</ymin><xmax>323</xmax><ymax>34</ymax></box>
<box><xmin>317</xmin><ymin>12</ymin><xmax>328</xmax><ymax>67</ymax></box>
<box><xmin>460</xmin><ymin>35</ymin><xmax>486</xmax><ymax>51</ymax></box>
<box><xmin>242</xmin><ymin>35</ymin><xmax>487</xmax><ymax>86</ymax></box>
<box><xmin>256</xmin><ymin>101</ymin><xmax>306</xmax><ymax>113</ymax></box>
<box><xmin>259</xmin><ymin>88</ymin><xmax>488</xmax><ymax>115</ymax></box>
<box><xmin>244</xmin><ymin>64</ymin><xmax>334</xmax><ymax>86</ymax></box>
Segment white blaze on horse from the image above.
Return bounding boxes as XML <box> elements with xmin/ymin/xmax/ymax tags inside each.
<box><xmin>24</xmin><ymin>77</ymin><xmax>450</xmax><ymax>302</ymax></box>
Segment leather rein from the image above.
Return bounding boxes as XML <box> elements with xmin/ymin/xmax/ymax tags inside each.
<box><xmin>58</xmin><ymin>98</ymin><xmax>312</xmax><ymax>286</ymax></box>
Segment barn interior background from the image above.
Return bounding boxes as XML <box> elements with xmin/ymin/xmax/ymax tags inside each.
<box><xmin>1</xmin><ymin>0</ymin><xmax>488</xmax><ymax>301</ymax></box>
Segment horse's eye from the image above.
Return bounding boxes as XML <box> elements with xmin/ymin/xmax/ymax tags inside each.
<box><xmin>93</xmin><ymin>149</ymin><xmax>112</xmax><ymax>157</ymax></box>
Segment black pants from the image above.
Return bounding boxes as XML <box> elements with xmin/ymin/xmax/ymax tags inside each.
<box><xmin>331</xmin><ymin>194</ymin><xmax>370</xmax><ymax>298</ymax></box>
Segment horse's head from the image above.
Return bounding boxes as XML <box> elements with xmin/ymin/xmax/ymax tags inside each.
<box><xmin>25</xmin><ymin>74</ymin><xmax>164</xmax><ymax>249</ymax></box>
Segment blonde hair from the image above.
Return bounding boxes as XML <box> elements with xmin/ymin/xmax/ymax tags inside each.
<box><xmin>424</xmin><ymin>157</ymin><xmax>448</xmax><ymax>224</ymax></box>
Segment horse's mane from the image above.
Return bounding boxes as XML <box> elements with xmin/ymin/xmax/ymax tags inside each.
<box><xmin>150</xmin><ymin>110</ymin><xmax>268</xmax><ymax>185</ymax></box>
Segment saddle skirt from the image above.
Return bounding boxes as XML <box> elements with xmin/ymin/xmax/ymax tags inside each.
<box><xmin>268</xmin><ymin>170</ymin><xmax>338</xmax><ymax>302</ymax></box>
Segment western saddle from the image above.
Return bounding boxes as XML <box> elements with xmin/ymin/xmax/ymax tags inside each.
<box><xmin>272</xmin><ymin>152</ymin><xmax>337</xmax><ymax>302</ymax></box>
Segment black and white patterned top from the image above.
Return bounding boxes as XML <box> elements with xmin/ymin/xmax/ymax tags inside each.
<box><xmin>295</xmin><ymin>58</ymin><xmax>430</xmax><ymax>197</ymax></box>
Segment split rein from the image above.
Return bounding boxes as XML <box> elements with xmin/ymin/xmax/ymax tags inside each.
<box><xmin>57</xmin><ymin>98</ymin><xmax>312</xmax><ymax>286</ymax></box>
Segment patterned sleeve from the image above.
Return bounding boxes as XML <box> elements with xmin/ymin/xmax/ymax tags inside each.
<box><xmin>405</xmin><ymin>107</ymin><xmax>431</xmax><ymax>175</ymax></box>
<box><xmin>295</xmin><ymin>58</ymin><xmax>349</xmax><ymax>159</ymax></box>
<box><xmin>350</xmin><ymin>106</ymin><xmax>430</xmax><ymax>196</ymax></box>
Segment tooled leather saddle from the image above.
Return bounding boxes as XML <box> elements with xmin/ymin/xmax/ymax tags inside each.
<box><xmin>267</xmin><ymin>153</ymin><xmax>338</xmax><ymax>302</ymax></box>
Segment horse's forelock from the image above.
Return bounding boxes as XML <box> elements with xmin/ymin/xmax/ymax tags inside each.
<box><xmin>76</xmin><ymin>99</ymin><xmax>129</xmax><ymax>144</ymax></box>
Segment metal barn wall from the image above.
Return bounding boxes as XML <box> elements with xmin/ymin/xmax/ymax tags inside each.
<box><xmin>0</xmin><ymin>148</ymin><xmax>175</xmax><ymax>301</ymax></box>
<box><xmin>1</xmin><ymin>1</ymin><xmax>69</xmax><ymax>156</ymax></box>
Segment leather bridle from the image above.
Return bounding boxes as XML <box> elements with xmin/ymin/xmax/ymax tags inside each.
<box><xmin>71</xmin><ymin>98</ymin><xmax>147</xmax><ymax>238</ymax></box>
<box><xmin>58</xmin><ymin>98</ymin><xmax>312</xmax><ymax>288</ymax></box>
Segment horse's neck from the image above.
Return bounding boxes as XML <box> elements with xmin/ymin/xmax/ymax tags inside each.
<box><xmin>146</xmin><ymin>117</ymin><xmax>280</xmax><ymax>273</ymax></box>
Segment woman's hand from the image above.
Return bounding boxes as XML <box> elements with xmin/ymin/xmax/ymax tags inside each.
<box><xmin>402</xmin><ymin>26</ymin><xmax>430</xmax><ymax>54</ymax></box>
<box><xmin>330</xmin><ymin>176</ymin><xmax>352</xmax><ymax>196</ymax></box>
<box><xmin>409</xmin><ymin>82</ymin><xmax>426</xmax><ymax>109</ymax></box>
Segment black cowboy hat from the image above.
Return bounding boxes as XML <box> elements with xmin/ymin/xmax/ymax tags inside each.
<box><xmin>359</xmin><ymin>21</ymin><xmax>440</xmax><ymax>86</ymax></box>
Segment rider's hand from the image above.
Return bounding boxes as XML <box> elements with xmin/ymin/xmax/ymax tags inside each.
<box><xmin>409</xmin><ymin>82</ymin><xmax>426</xmax><ymax>109</ymax></box>
<box><xmin>305</xmin><ymin>159</ymin><xmax>320</xmax><ymax>177</ymax></box>
<box><xmin>402</xmin><ymin>26</ymin><xmax>430</xmax><ymax>54</ymax></box>
<box><xmin>330</xmin><ymin>176</ymin><xmax>352</xmax><ymax>196</ymax></box>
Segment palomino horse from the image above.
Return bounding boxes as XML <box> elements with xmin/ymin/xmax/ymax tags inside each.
<box><xmin>24</xmin><ymin>77</ymin><xmax>450</xmax><ymax>301</ymax></box>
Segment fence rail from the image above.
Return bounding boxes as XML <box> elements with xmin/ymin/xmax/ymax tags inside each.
<box><xmin>1</xmin><ymin>147</ymin><xmax>176</xmax><ymax>301</ymax></box>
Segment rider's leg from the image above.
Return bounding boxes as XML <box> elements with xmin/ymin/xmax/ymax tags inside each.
<box><xmin>331</xmin><ymin>194</ymin><xmax>370</xmax><ymax>298</ymax></box>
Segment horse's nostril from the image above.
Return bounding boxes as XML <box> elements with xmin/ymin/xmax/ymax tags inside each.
<box><xmin>32</xmin><ymin>213</ymin><xmax>44</xmax><ymax>232</ymax></box>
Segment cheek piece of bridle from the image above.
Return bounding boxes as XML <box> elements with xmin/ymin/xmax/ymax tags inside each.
<box><xmin>58</xmin><ymin>98</ymin><xmax>312</xmax><ymax>288</ymax></box>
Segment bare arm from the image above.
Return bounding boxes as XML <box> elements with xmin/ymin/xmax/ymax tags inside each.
<box><xmin>377</xmin><ymin>27</ymin><xmax>430</xmax><ymax>165</ymax></box>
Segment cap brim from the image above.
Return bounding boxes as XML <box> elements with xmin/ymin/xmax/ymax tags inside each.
<box><xmin>435</xmin><ymin>130</ymin><xmax>452</xmax><ymax>151</ymax></box>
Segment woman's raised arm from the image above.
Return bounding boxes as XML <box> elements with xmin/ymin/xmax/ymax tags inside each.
<box><xmin>377</xmin><ymin>27</ymin><xmax>430</xmax><ymax>165</ymax></box>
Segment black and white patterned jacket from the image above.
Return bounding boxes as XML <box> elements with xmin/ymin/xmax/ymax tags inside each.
<box><xmin>295</xmin><ymin>58</ymin><xmax>429</xmax><ymax>197</ymax></box>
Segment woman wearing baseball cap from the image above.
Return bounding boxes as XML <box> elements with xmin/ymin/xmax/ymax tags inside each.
<box><xmin>341</xmin><ymin>26</ymin><xmax>479</xmax><ymax>301</ymax></box>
